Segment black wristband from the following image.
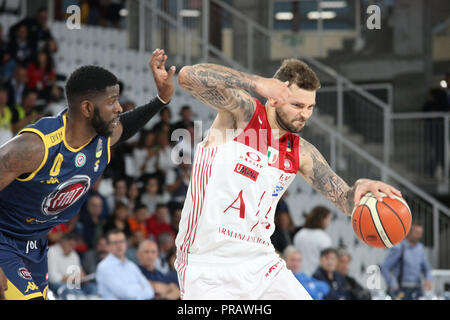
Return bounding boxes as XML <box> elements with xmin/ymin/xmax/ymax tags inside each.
<box><xmin>116</xmin><ymin>97</ymin><xmax>167</xmax><ymax>145</ymax></box>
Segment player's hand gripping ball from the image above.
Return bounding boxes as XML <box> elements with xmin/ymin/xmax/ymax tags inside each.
<box><xmin>351</xmin><ymin>192</ymin><xmax>412</xmax><ymax>248</ymax></box>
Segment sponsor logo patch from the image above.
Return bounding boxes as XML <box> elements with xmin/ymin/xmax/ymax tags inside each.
<box><xmin>18</xmin><ymin>268</ymin><xmax>32</xmax><ymax>280</ymax></box>
<box><xmin>41</xmin><ymin>175</ymin><xmax>91</xmax><ymax>215</ymax></box>
<box><xmin>234</xmin><ymin>163</ymin><xmax>259</xmax><ymax>182</ymax></box>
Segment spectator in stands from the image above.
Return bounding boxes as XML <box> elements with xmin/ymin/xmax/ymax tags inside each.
<box><xmin>155</xmin><ymin>232</ymin><xmax>175</xmax><ymax>274</ymax></box>
<box><xmin>78</xmin><ymin>194</ymin><xmax>106</xmax><ymax>249</ymax></box>
<box><xmin>152</xmin><ymin>106</ymin><xmax>172</xmax><ymax>134</ymax></box>
<box><xmin>7</xmin><ymin>23</ymin><xmax>34</xmax><ymax>65</ymax></box>
<box><xmin>83</xmin><ymin>175</ymin><xmax>110</xmax><ymax>220</ymax></box>
<box><xmin>96</xmin><ymin>229</ymin><xmax>154</xmax><ymax>300</ymax></box>
<box><xmin>312</xmin><ymin>248</ymin><xmax>348</xmax><ymax>300</ymax></box>
<box><xmin>445</xmin><ymin>72</ymin><xmax>450</xmax><ymax>106</ymax></box>
<box><xmin>140</xmin><ymin>175</ymin><xmax>170</xmax><ymax>216</ymax></box>
<box><xmin>47</xmin><ymin>215</ymin><xmax>79</xmax><ymax>246</ymax></box>
<box><xmin>381</xmin><ymin>221</ymin><xmax>432</xmax><ymax>300</ymax></box>
<box><xmin>146</xmin><ymin>203</ymin><xmax>175</xmax><ymax>241</ymax></box>
<box><xmin>11</xmin><ymin>89</ymin><xmax>42</xmax><ymax>134</ymax></box>
<box><xmin>82</xmin><ymin>236</ymin><xmax>109</xmax><ymax>276</ymax></box>
<box><xmin>165</xmin><ymin>247</ymin><xmax>179</xmax><ymax>285</ymax></box>
<box><xmin>283</xmin><ymin>246</ymin><xmax>329</xmax><ymax>300</ymax></box>
<box><xmin>48</xmin><ymin>233</ymin><xmax>96</xmax><ymax>298</ymax></box>
<box><xmin>171</xmin><ymin>105</ymin><xmax>194</xmax><ymax>134</ymax></box>
<box><xmin>103</xmin><ymin>202</ymin><xmax>131</xmax><ymax>238</ymax></box>
<box><xmin>43</xmin><ymin>84</ymin><xmax>65</xmax><ymax>116</ymax></box>
<box><xmin>137</xmin><ymin>240</ymin><xmax>180</xmax><ymax>300</ymax></box>
<box><xmin>155</xmin><ymin>130</ymin><xmax>176</xmax><ymax>174</ymax></box>
<box><xmin>275</xmin><ymin>190</ymin><xmax>290</xmax><ymax>213</ymax></box>
<box><xmin>128</xmin><ymin>204</ymin><xmax>149</xmax><ymax>237</ymax></box>
<box><xmin>0</xmin><ymin>85</ymin><xmax>13</xmax><ymax>145</ymax></box>
<box><xmin>105</xmin><ymin>0</ymin><xmax>125</xmax><ymax>29</ymax></box>
<box><xmin>170</xmin><ymin>204</ymin><xmax>183</xmax><ymax>235</ymax></box>
<box><xmin>165</xmin><ymin>162</ymin><xmax>191</xmax><ymax>209</ymax></box>
<box><xmin>106</xmin><ymin>177</ymin><xmax>129</xmax><ymax>214</ymax></box>
<box><xmin>26</xmin><ymin>50</ymin><xmax>56</xmax><ymax>99</ymax></box>
<box><xmin>336</xmin><ymin>248</ymin><xmax>371</xmax><ymax>300</ymax></box>
<box><xmin>126</xmin><ymin>179</ymin><xmax>140</xmax><ymax>212</ymax></box>
<box><xmin>271</xmin><ymin>210</ymin><xmax>295</xmax><ymax>254</ymax></box>
<box><xmin>43</xmin><ymin>37</ymin><xmax>58</xmax><ymax>57</ymax></box>
<box><xmin>126</xmin><ymin>229</ymin><xmax>146</xmax><ymax>265</ymax></box>
<box><xmin>132</xmin><ymin>130</ymin><xmax>158</xmax><ymax>177</ymax></box>
<box><xmin>422</xmin><ymin>87</ymin><xmax>449</xmax><ymax>178</ymax></box>
<box><xmin>293</xmin><ymin>206</ymin><xmax>332</xmax><ymax>275</ymax></box>
<box><xmin>10</xmin><ymin>7</ymin><xmax>53</xmax><ymax>52</ymax></box>
<box><xmin>422</xmin><ymin>88</ymin><xmax>449</xmax><ymax>112</ymax></box>
<box><xmin>5</xmin><ymin>64</ymin><xmax>28</xmax><ymax>108</ymax></box>
<box><xmin>0</xmin><ymin>24</ymin><xmax>16</xmax><ymax>81</ymax></box>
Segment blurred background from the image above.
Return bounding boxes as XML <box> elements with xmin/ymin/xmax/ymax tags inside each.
<box><xmin>0</xmin><ymin>0</ymin><xmax>449</xmax><ymax>300</ymax></box>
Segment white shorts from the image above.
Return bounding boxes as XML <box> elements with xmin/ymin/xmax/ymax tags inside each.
<box><xmin>175</xmin><ymin>253</ymin><xmax>312</xmax><ymax>300</ymax></box>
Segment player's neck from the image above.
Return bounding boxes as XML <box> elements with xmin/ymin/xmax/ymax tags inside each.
<box><xmin>65</xmin><ymin>112</ymin><xmax>97</xmax><ymax>149</ymax></box>
<box><xmin>265</xmin><ymin>104</ymin><xmax>288</xmax><ymax>140</ymax></box>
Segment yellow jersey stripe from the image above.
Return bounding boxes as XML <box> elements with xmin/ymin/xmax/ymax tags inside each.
<box><xmin>15</xmin><ymin>128</ymin><xmax>49</xmax><ymax>182</ymax></box>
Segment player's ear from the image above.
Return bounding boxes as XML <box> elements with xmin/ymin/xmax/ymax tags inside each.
<box><xmin>267</xmin><ymin>97</ymin><xmax>279</xmax><ymax>108</ymax></box>
<box><xmin>80</xmin><ymin>100</ymin><xmax>94</xmax><ymax>118</ymax></box>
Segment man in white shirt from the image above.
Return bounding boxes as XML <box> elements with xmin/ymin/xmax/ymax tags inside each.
<box><xmin>96</xmin><ymin>229</ymin><xmax>154</xmax><ymax>300</ymax></box>
<box><xmin>48</xmin><ymin>233</ymin><xmax>95</xmax><ymax>298</ymax></box>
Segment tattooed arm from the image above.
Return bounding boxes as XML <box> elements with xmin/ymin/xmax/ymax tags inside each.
<box><xmin>298</xmin><ymin>138</ymin><xmax>355</xmax><ymax>216</ymax></box>
<box><xmin>178</xmin><ymin>64</ymin><xmax>291</xmax><ymax>126</ymax></box>
<box><xmin>298</xmin><ymin>138</ymin><xmax>403</xmax><ymax>216</ymax></box>
<box><xmin>0</xmin><ymin>133</ymin><xmax>45</xmax><ymax>192</ymax></box>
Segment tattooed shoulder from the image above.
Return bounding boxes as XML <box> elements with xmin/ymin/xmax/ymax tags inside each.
<box><xmin>0</xmin><ymin>132</ymin><xmax>45</xmax><ymax>190</ymax></box>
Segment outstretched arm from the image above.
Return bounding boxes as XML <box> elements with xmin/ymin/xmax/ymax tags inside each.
<box><xmin>110</xmin><ymin>48</ymin><xmax>175</xmax><ymax>146</ymax></box>
<box><xmin>178</xmin><ymin>63</ymin><xmax>291</xmax><ymax>124</ymax></box>
<box><xmin>298</xmin><ymin>138</ymin><xmax>402</xmax><ymax>216</ymax></box>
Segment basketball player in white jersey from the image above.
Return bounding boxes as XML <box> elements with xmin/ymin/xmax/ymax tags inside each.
<box><xmin>174</xmin><ymin>59</ymin><xmax>402</xmax><ymax>300</ymax></box>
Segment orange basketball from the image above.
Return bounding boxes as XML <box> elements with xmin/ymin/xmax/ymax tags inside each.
<box><xmin>351</xmin><ymin>192</ymin><xmax>412</xmax><ymax>248</ymax></box>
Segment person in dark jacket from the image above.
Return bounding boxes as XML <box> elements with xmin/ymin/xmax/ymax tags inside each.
<box><xmin>312</xmin><ymin>248</ymin><xmax>349</xmax><ymax>300</ymax></box>
<box><xmin>336</xmin><ymin>248</ymin><xmax>371</xmax><ymax>300</ymax></box>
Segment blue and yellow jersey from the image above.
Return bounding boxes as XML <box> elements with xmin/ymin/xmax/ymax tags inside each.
<box><xmin>0</xmin><ymin>108</ymin><xmax>111</xmax><ymax>240</ymax></box>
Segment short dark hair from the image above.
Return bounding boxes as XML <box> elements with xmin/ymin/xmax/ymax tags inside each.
<box><xmin>320</xmin><ymin>247</ymin><xmax>338</xmax><ymax>258</ymax></box>
<box><xmin>155</xmin><ymin>203</ymin><xmax>168</xmax><ymax>211</ymax></box>
<box><xmin>22</xmin><ymin>88</ymin><xmax>39</xmax><ymax>100</ymax></box>
<box><xmin>106</xmin><ymin>229</ymin><xmax>125</xmax><ymax>243</ymax></box>
<box><xmin>65</xmin><ymin>65</ymin><xmax>118</xmax><ymax>110</ymax></box>
<box><xmin>134</xmin><ymin>204</ymin><xmax>148</xmax><ymax>212</ymax></box>
<box><xmin>273</xmin><ymin>59</ymin><xmax>321</xmax><ymax>91</ymax></box>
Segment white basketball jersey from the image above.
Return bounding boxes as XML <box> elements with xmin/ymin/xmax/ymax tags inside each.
<box><xmin>175</xmin><ymin>99</ymin><xmax>300</xmax><ymax>266</ymax></box>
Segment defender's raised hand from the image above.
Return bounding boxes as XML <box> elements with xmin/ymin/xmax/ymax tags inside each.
<box><xmin>150</xmin><ymin>48</ymin><xmax>176</xmax><ymax>103</ymax></box>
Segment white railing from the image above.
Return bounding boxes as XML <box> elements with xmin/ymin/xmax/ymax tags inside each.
<box><xmin>305</xmin><ymin>116</ymin><xmax>450</xmax><ymax>269</ymax></box>
<box><xmin>137</xmin><ymin>0</ymin><xmax>393</xmax><ymax>168</ymax></box>
<box><xmin>389</xmin><ymin>112</ymin><xmax>450</xmax><ymax>193</ymax></box>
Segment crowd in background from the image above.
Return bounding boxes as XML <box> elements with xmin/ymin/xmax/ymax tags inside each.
<box><xmin>0</xmin><ymin>6</ymin><xmax>437</xmax><ymax>300</ymax></box>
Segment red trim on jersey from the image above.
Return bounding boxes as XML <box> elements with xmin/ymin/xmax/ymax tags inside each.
<box><xmin>233</xmin><ymin>98</ymin><xmax>300</xmax><ymax>174</ymax></box>
<box><xmin>178</xmin><ymin>145</ymin><xmax>218</xmax><ymax>295</ymax></box>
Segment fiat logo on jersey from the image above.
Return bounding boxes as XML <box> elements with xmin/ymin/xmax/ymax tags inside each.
<box><xmin>41</xmin><ymin>175</ymin><xmax>91</xmax><ymax>216</ymax></box>
<box><xmin>246</xmin><ymin>152</ymin><xmax>261</xmax><ymax>162</ymax></box>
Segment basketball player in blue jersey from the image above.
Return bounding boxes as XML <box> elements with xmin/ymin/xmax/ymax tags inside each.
<box><xmin>0</xmin><ymin>48</ymin><xmax>175</xmax><ymax>300</ymax></box>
